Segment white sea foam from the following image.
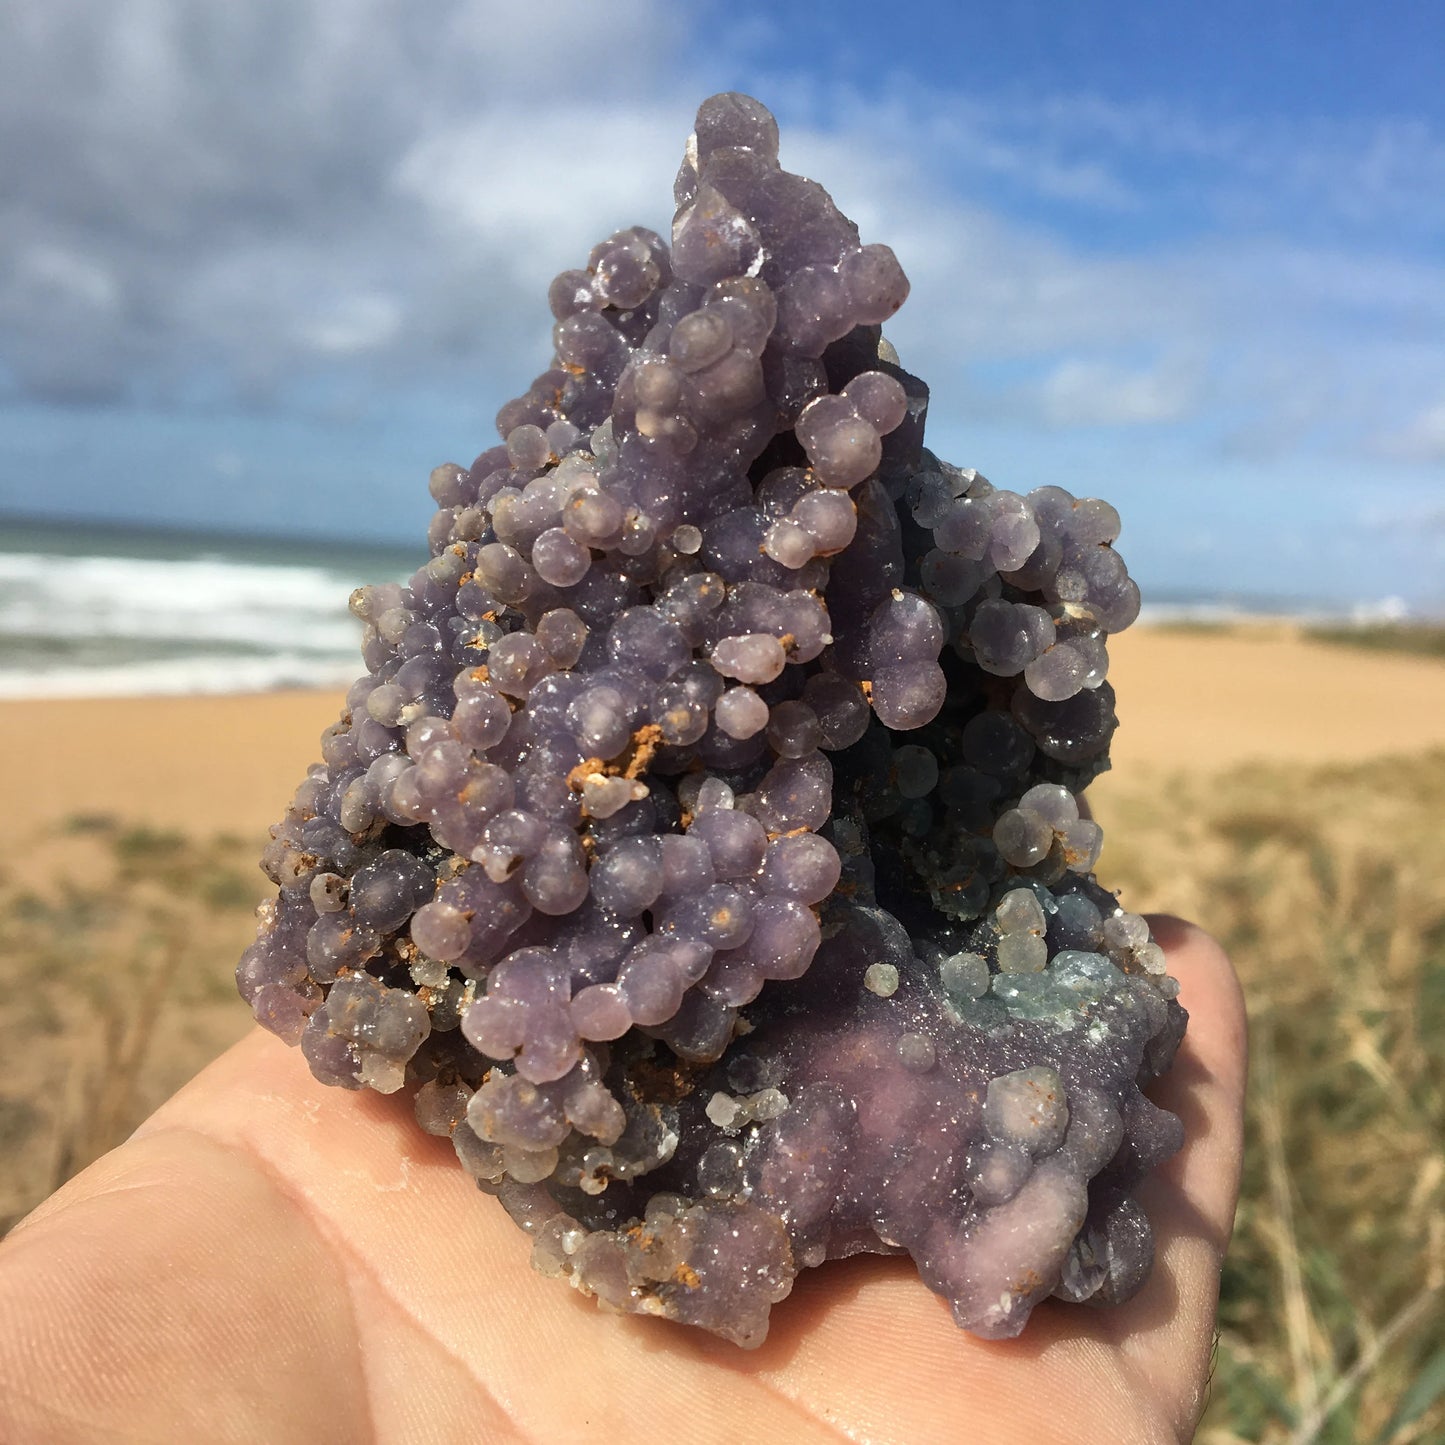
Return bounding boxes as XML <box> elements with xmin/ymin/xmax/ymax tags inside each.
<box><xmin>1136</xmin><ymin>594</ymin><xmax>1419</xmax><ymax>628</ymax></box>
<box><xmin>0</xmin><ymin>653</ymin><xmax>361</xmax><ymax>699</ymax></box>
<box><xmin>0</xmin><ymin>535</ymin><xmax>1423</xmax><ymax>700</ymax></box>
<box><xmin>0</xmin><ymin>540</ymin><xmax>398</xmax><ymax>698</ymax></box>
<box><xmin>0</xmin><ymin>551</ymin><xmax>361</xmax><ymax>652</ymax></box>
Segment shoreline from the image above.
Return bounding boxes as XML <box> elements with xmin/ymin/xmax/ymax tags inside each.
<box><xmin>2</xmin><ymin>626</ymin><xmax>1441</xmax><ymax>841</ymax></box>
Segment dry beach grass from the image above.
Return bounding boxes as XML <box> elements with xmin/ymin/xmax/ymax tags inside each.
<box><xmin>1</xmin><ymin>623</ymin><xmax>1442</xmax><ymax>1441</ymax></box>
<box><xmin>1095</xmin><ymin>747</ymin><xmax>1445</xmax><ymax>1443</ymax></box>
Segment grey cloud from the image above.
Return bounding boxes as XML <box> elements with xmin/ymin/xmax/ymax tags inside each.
<box><xmin>3</xmin><ymin>4</ymin><xmax>1442</xmax><ymax>478</ymax></box>
<box><xmin>0</xmin><ymin>0</ymin><xmax>684</xmax><ymax>404</ymax></box>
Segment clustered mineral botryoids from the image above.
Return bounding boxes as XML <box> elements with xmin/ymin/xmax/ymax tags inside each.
<box><xmin>238</xmin><ymin>92</ymin><xmax>1187</xmax><ymax>1347</ymax></box>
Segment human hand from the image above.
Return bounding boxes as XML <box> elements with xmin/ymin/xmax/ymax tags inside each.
<box><xmin>0</xmin><ymin>917</ymin><xmax>1244</xmax><ymax>1445</ymax></box>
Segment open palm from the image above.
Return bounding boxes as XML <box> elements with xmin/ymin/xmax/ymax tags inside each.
<box><xmin>0</xmin><ymin>918</ymin><xmax>1244</xmax><ymax>1444</ymax></box>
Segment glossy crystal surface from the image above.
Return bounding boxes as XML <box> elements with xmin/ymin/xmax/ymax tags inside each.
<box><xmin>238</xmin><ymin>92</ymin><xmax>1186</xmax><ymax>1346</ymax></box>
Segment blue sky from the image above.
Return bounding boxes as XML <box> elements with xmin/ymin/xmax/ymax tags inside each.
<box><xmin>1</xmin><ymin>0</ymin><xmax>1441</xmax><ymax>609</ymax></box>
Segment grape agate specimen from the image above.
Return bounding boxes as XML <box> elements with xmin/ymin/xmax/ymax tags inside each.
<box><xmin>239</xmin><ymin>93</ymin><xmax>1187</xmax><ymax>1347</ymax></box>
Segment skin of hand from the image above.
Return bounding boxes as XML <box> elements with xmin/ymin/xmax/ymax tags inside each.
<box><xmin>0</xmin><ymin>916</ymin><xmax>1245</xmax><ymax>1445</ymax></box>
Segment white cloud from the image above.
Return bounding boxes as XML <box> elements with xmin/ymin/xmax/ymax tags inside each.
<box><xmin>783</xmin><ymin>122</ymin><xmax>1410</xmax><ymax>450</ymax></box>
<box><xmin>298</xmin><ymin>294</ymin><xmax>405</xmax><ymax>357</ymax></box>
<box><xmin>1360</xmin><ymin>498</ymin><xmax>1445</xmax><ymax>534</ymax></box>
<box><xmin>0</xmin><ymin>0</ymin><xmax>1441</xmax><ymax>482</ymax></box>
<box><xmin>390</xmin><ymin>107</ymin><xmax>679</xmax><ymax>276</ymax></box>
<box><xmin>1033</xmin><ymin>355</ymin><xmax>1202</xmax><ymax>427</ymax></box>
<box><xmin>996</xmin><ymin>91</ymin><xmax>1445</xmax><ymax>237</ymax></box>
<box><xmin>1375</xmin><ymin>399</ymin><xmax>1445</xmax><ymax>464</ymax></box>
<box><xmin>776</xmin><ymin>127</ymin><xmax>1202</xmax><ymax>373</ymax></box>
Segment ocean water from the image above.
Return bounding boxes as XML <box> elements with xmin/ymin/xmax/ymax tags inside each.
<box><xmin>0</xmin><ymin>517</ymin><xmax>414</xmax><ymax>699</ymax></box>
<box><xmin>0</xmin><ymin>515</ymin><xmax>1413</xmax><ymax>700</ymax></box>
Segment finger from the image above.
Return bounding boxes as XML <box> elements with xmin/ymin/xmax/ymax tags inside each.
<box><xmin>1146</xmin><ymin>914</ymin><xmax>1249</xmax><ymax>1258</ymax></box>
<box><xmin>136</xmin><ymin>1031</ymin><xmax>797</xmax><ymax>1443</ymax></box>
<box><xmin>0</xmin><ymin>1126</ymin><xmax>369</xmax><ymax>1443</ymax></box>
<box><xmin>1104</xmin><ymin>916</ymin><xmax>1247</xmax><ymax>1433</ymax></box>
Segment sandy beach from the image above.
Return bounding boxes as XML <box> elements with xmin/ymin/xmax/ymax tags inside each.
<box><xmin>2</xmin><ymin>688</ymin><xmax>343</xmax><ymax>842</ymax></box>
<box><xmin>3</xmin><ymin>625</ymin><xmax>1441</xmax><ymax>843</ymax></box>
<box><xmin>2</xmin><ymin>625</ymin><xmax>1441</xmax><ymax>1186</ymax></box>
<box><xmin>1102</xmin><ymin>625</ymin><xmax>1445</xmax><ymax>772</ymax></box>
<box><xmin>3</xmin><ymin>624</ymin><xmax>1443</xmax><ymax>1442</ymax></box>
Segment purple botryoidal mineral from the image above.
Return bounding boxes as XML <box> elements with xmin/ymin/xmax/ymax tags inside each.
<box><xmin>238</xmin><ymin>92</ymin><xmax>1187</xmax><ymax>1347</ymax></box>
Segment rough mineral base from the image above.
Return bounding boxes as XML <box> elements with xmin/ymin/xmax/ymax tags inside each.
<box><xmin>239</xmin><ymin>92</ymin><xmax>1187</xmax><ymax>1347</ymax></box>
